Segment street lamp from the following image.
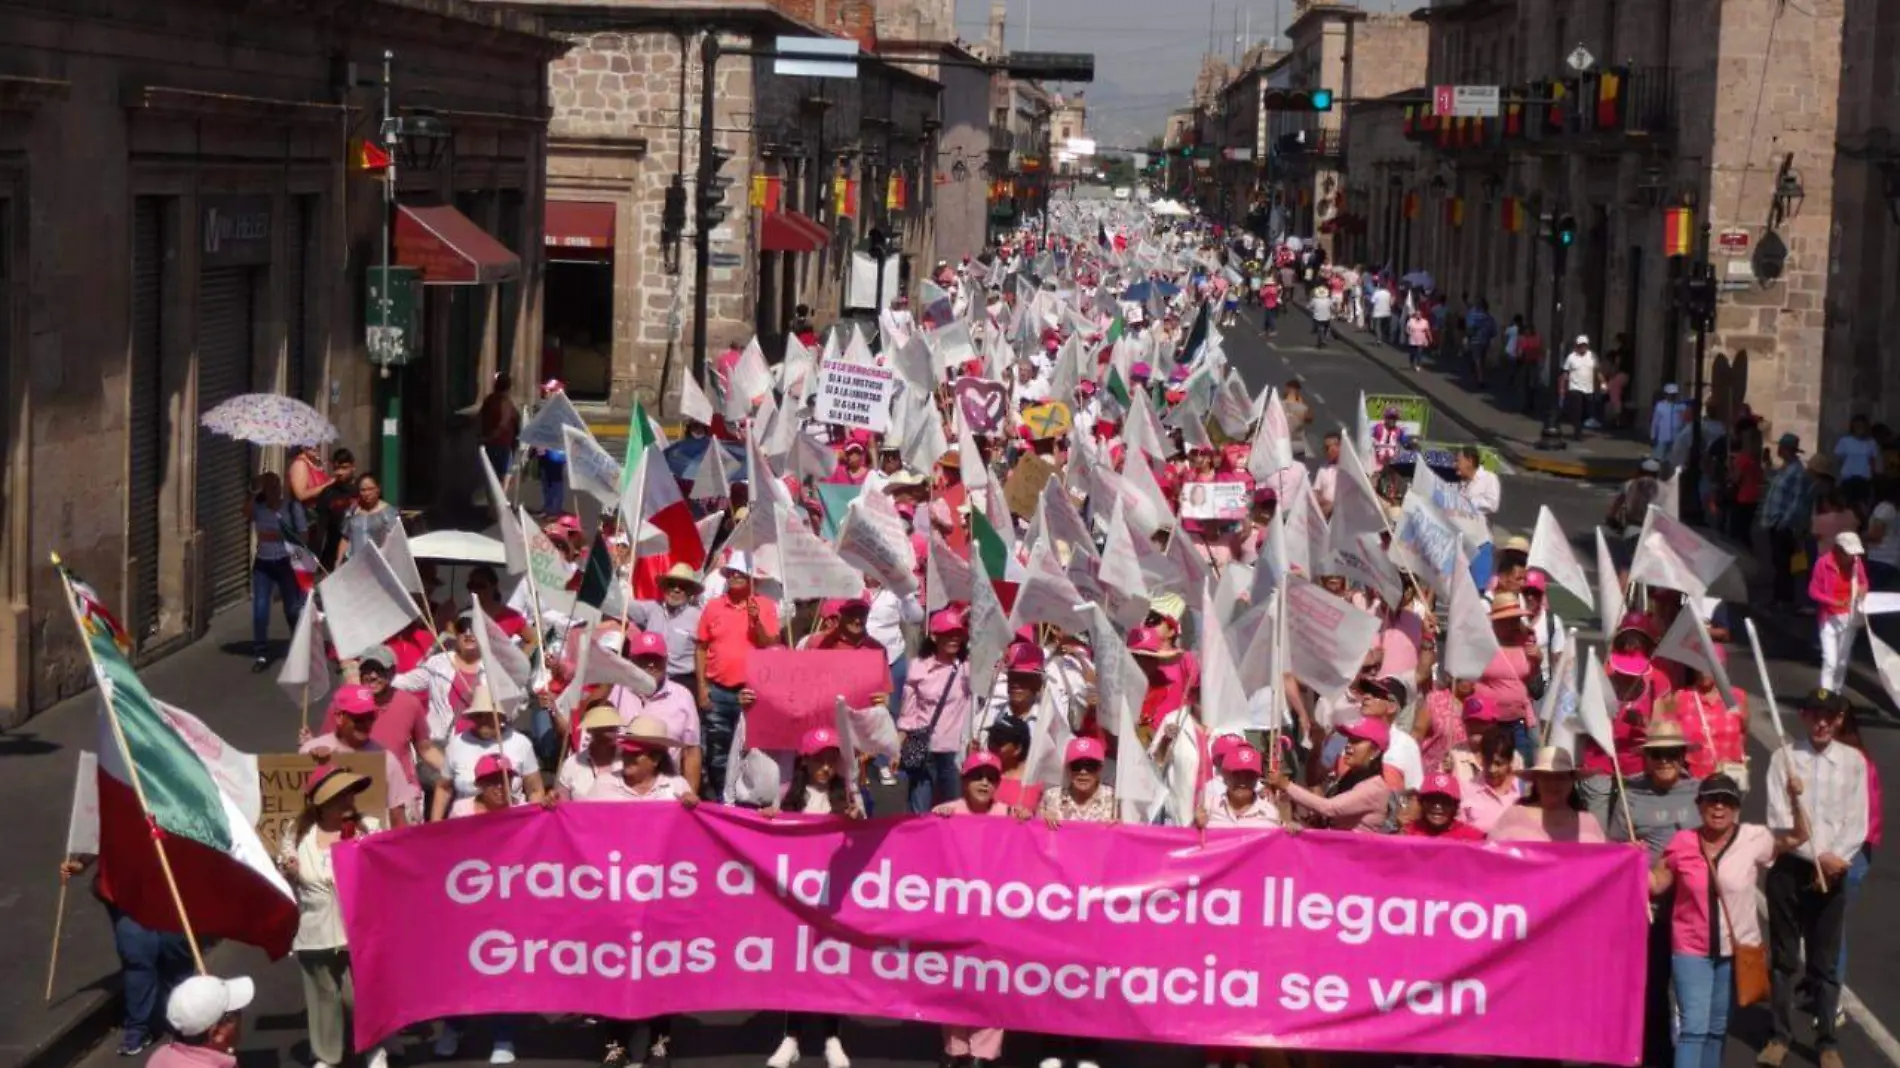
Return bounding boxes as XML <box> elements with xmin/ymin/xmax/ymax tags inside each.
<box><xmin>867</xmin><ymin>226</ymin><xmax>889</xmax><ymax>341</ymax></box>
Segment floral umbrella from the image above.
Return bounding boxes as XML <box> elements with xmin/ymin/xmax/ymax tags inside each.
<box><xmin>199</xmin><ymin>393</ymin><xmax>338</xmax><ymax>448</ymax></box>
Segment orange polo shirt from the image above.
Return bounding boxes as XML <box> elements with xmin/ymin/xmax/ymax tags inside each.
<box><xmin>696</xmin><ymin>594</ymin><xmax>779</xmax><ymax>689</ymax></box>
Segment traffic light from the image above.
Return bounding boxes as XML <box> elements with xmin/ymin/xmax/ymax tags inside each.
<box><xmin>696</xmin><ymin>144</ymin><xmax>734</xmax><ymax>231</ymax></box>
<box><xmin>1261</xmin><ymin>88</ymin><xmax>1336</xmax><ymax>111</ymax></box>
<box><xmin>1683</xmin><ymin>266</ymin><xmax>1718</xmax><ymax>331</ymax></box>
<box><xmin>660</xmin><ymin>176</ymin><xmax>687</xmax><ymax>273</ymax></box>
<box><xmin>1553</xmin><ymin>213</ymin><xmax>1578</xmax><ymax>247</ymax></box>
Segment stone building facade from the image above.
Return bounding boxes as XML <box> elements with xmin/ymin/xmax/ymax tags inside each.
<box><xmin>530</xmin><ymin>1</ymin><xmax>943</xmax><ymax>417</ymax></box>
<box><xmin>1392</xmin><ymin>0</ymin><xmax>1853</xmax><ymax>445</ymax></box>
<box><xmin>0</xmin><ymin>0</ymin><xmax>558</xmax><ymax>725</ymax></box>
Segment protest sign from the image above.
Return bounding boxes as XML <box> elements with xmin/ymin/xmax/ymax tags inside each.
<box><xmin>777</xmin><ymin>523</ymin><xmax>866</xmax><ymax>603</ymax></box>
<box><xmin>953</xmin><ymin>376</ymin><xmax>1009</xmax><ymax>435</ymax></box>
<box><xmin>837</xmin><ymin>495</ymin><xmax>919</xmax><ymax>596</ymax></box>
<box><xmin>1404</xmin><ymin>442</ymin><xmax>1504</xmax><ymax>474</ymax></box>
<box><xmin>1363</xmin><ymin>394</ymin><xmax>1431</xmax><ymax>439</ymax></box>
<box><xmin>562</xmin><ymin>424</ymin><xmax>624</xmax><ymax>506</ymax></box>
<box><xmin>1179</xmin><ymin>481</ymin><xmax>1250</xmax><ymax>521</ymax></box>
<box><xmin>1004</xmin><ymin>455</ymin><xmax>1059</xmax><ymax>519</ymax></box>
<box><xmin>814</xmin><ymin>355</ymin><xmax>895</xmax><ymax>433</ymax></box>
<box><xmin>336</xmin><ymin>804</ymin><xmax>1646</xmax><ymax>1064</ymax></box>
<box><xmin>256</xmin><ymin>752</ymin><xmax>387</xmax><ymax>857</ymax></box>
<box><xmin>1021</xmin><ymin>402</ymin><xmax>1073</xmax><ymax>441</ymax></box>
<box><xmin>744</xmin><ymin>648</ymin><xmax>892</xmax><ymax>751</ymax></box>
<box><xmin>317</xmin><ymin>541</ymin><xmax>421</xmax><ymax>662</ymax></box>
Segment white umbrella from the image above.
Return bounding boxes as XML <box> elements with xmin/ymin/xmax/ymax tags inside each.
<box><xmin>409</xmin><ymin>530</ymin><xmax>508</xmax><ymax>566</ymax></box>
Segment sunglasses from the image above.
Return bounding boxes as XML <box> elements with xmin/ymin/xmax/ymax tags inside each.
<box><xmin>1699</xmin><ymin>794</ymin><xmax>1740</xmax><ymax>809</ymax></box>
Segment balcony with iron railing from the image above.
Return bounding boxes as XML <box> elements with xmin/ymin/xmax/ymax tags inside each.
<box><xmin>1402</xmin><ymin>65</ymin><xmax>1678</xmax><ymax>155</ymax></box>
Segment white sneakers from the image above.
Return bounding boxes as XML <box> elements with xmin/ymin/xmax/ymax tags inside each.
<box><xmin>1042</xmin><ymin>1059</ymin><xmax>1065</xmax><ymax>1068</ymax></box>
<box><xmin>366</xmin><ymin>1049</ymin><xmax>389</xmax><ymax>1068</ymax></box>
<box><xmin>770</xmin><ymin>1036</ymin><xmax>848</xmax><ymax>1068</ymax></box>
<box><xmin>490</xmin><ymin>1039</ymin><xmax>517</xmax><ymax>1065</ymax></box>
<box><xmin>767</xmin><ymin>1037</ymin><xmax>801</xmax><ymax>1068</ymax></box>
<box><xmin>432</xmin><ymin>1027</ymin><xmax>460</xmax><ymax>1059</ymax></box>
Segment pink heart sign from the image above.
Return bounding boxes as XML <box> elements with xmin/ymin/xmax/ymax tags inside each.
<box><xmin>954</xmin><ymin>376</ymin><xmax>1008</xmax><ymax>434</ymax></box>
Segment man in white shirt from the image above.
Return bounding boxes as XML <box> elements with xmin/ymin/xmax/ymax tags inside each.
<box><xmin>1561</xmin><ymin>335</ymin><xmax>1601</xmax><ymax>438</ymax></box>
<box><xmin>1309</xmin><ymin>286</ymin><xmax>1335</xmax><ymax>347</ymax></box>
<box><xmin>1370</xmin><ymin>283</ymin><xmax>1395</xmax><ymax>345</ymax></box>
<box><xmin>1454</xmin><ymin>446</ymin><xmax>1502</xmax><ymax>515</ymax></box>
<box><xmin>1312</xmin><ymin>432</ymin><xmax>1342</xmax><ymax>518</ymax></box>
<box><xmin>1762</xmin><ymin>690</ymin><xmax>1868</xmax><ymax>1068</ymax></box>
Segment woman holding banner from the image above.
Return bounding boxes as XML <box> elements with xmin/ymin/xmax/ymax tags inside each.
<box><xmin>764</xmin><ymin>727</ymin><xmax>860</xmax><ymax>1068</ymax></box>
<box><xmin>934</xmin><ymin>752</ymin><xmax>1011</xmax><ymax>1066</ymax></box>
<box><xmin>1269</xmin><ymin>719</ymin><xmax>1393</xmax><ymax>833</ymax></box>
<box><xmin>1650</xmin><ymin>772</ymin><xmax>1808</xmax><ymax>1068</ymax></box>
<box><xmin>433</xmin><ymin>755</ymin><xmax>525</xmax><ymax>1060</ymax></box>
<box><xmin>279</xmin><ymin>767</ymin><xmax>384</xmax><ymax>1068</ymax></box>
<box><xmin>1489</xmin><ymin>747</ymin><xmax>1606</xmax><ymax>843</ymax></box>
<box><xmin>431</xmin><ymin>685</ymin><xmax>544</xmax><ymax>820</ymax></box>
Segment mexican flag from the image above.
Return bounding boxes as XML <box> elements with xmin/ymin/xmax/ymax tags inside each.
<box><xmin>967</xmin><ymin>507</ymin><xmax>1020</xmax><ymax>614</ymax></box>
<box><xmin>617</xmin><ymin>401</ymin><xmax>705</xmax><ymax>599</ymax></box>
<box><xmin>58</xmin><ymin>565</ymin><xmax>297</xmax><ymax>959</ymax></box>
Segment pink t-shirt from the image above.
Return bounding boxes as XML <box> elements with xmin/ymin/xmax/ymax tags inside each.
<box><xmin>1662</xmin><ymin>824</ymin><xmax>1775</xmax><ymax>956</ymax></box>
<box><xmin>1457</xmin><ymin>772</ymin><xmax>1523</xmax><ymax>834</ymax></box>
<box><xmin>937</xmin><ymin>799</ymin><xmax>1010</xmax><ymax>817</ymax></box>
<box><xmin>320</xmin><ymin>689</ymin><xmax>430</xmax><ymax>787</ymax></box>
<box><xmin>1488</xmin><ymin>805</ymin><xmax>1607</xmax><ymax>843</ymax></box>
<box><xmin>1473</xmin><ymin>647</ymin><xmax>1535</xmax><ymax>724</ymax></box>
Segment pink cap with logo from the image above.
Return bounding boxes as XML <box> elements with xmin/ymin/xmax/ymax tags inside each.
<box><xmin>798</xmin><ymin>727</ymin><xmax>841</xmax><ymax>757</ymax></box>
<box><xmin>473</xmin><ymin>754</ymin><xmax>515</xmax><ymax>781</ymax></box>
<box><xmin>1461</xmin><ymin>694</ymin><xmax>1500</xmax><ymax>723</ymax></box>
<box><xmin>1005</xmin><ymin>642</ymin><xmax>1046</xmax><ymax>674</ymax></box>
<box><xmin>961</xmin><ymin>751</ymin><xmax>1004</xmax><ymax>776</ymax></box>
<box><xmin>1064</xmin><ymin>736</ymin><xmax>1106</xmax><ymax>765</ymax></box>
<box><xmin>1419</xmin><ymin>772</ymin><xmax>1463</xmax><ymax>801</ymax></box>
<box><xmin>1340</xmin><ymin>717</ymin><xmax>1391</xmax><ymax>751</ymax></box>
<box><xmin>333</xmin><ymin>684</ymin><xmax>379</xmax><ymax>718</ymax></box>
<box><xmin>928</xmin><ymin>607</ymin><xmax>969</xmax><ymax>635</ymax></box>
<box><xmin>625</xmin><ymin>631</ymin><xmax>668</xmax><ymax>660</ymax></box>
<box><xmin>1223</xmin><ymin>745</ymin><xmax>1264</xmax><ymax>775</ymax></box>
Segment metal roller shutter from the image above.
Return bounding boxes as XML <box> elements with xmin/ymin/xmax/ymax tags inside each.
<box><xmin>285</xmin><ymin>199</ymin><xmax>307</xmax><ymax>404</ymax></box>
<box><xmin>195</xmin><ymin>267</ymin><xmax>254</xmax><ymax>611</ymax></box>
<box><xmin>128</xmin><ymin>198</ymin><xmax>164</xmax><ymax>641</ymax></box>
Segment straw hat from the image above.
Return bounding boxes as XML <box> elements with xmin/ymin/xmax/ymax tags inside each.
<box><xmin>305</xmin><ymin>766</ymin><xmax>372</xmax><ymax>808</ymax></box>
<box><xmin>621</xmin><ymin>714</ymin><xmax>680</xmax><ymax>748</ymax></box>
<box><xmin>579</xmin><ymin>705</ymin><xmax>623</xmax><ymax>734</ymax></box>
<box><xmin>1489</xmin><ymin>592</ymin><xmax>1530</xmax><ymax>620</ymax></box>
<box><xmin>659</xmin><ymin>563</ymin><xmax>704</xmax><ymax>592</ymax></box>
<box><xmin>1640</xmin><ymin>718</ymin><xmax>1699</xmax><ymax>752</ymax></box>
<box><xmin>1517</xmin><ymin>746</ymin><xmax>1580</xmax><ymax>777</ymax></box>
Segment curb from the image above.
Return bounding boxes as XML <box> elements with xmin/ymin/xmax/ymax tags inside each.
<box><xmin>1286</xmin><ymin>305</ymin><xmax>1641</xmax><ymax>482</ymax></box>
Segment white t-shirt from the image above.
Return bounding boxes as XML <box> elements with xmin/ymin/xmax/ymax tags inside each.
<box><xmin>443</xmin><ymin>729</ymin><xmax>539</xmax><ymax>803</ymax></box>
<box><xmin>1370</xmin><ymin>288</ymin><xmax>1394</xmax><ymax>318</ymax></box>
<box><xmin>1310</xmin><ymin>293</ymin><xmax>1334</xmax><ymax>322</ymax></box>
<box><xmin>1562</xmin><ymin>351</ymin><xmax>1599</xmax><ymax>393</ymax></box>
<box><xmin>1834</xmin><ymin>435</ymin><xmax>1880</xmax><ymax>482</ymax></box>
<box><xmin>1869</xmin><ymin>501</ymin><xmax>1900</xmax><ymax>567</ymax></box>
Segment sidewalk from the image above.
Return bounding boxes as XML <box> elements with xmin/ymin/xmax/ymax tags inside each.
<box><xmin>1296</xmin><ymin>306</ymin><xmax>1652</xmax><ymax>481</ymax></box>
<box><xmin>1</xmin><ymin>609</ymin><xmax>292</xmax><ymax>1068</ymax></box>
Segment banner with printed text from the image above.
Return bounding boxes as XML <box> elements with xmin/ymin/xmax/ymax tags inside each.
<box><xmin>336</xmin><ymin>806</ymin><xmax>1644</xmax><ymax>1063</ymax></box>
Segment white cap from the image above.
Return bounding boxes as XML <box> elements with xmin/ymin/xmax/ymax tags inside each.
<box><xmin>1836</xmin><ymin>532</ymin><xmax>1865</xmax><ymax>556</ymax></box>
<box><xmin>1640</xmin><ymin>458</ymin><xmax>1662</xmax><ymax>473</ymax></box>
<box><xmin>165</xmin><ymin>975</ymin><xmax>255</xmax><ymax>1036</ymax></box>
<box><xmin>1663</xmin><ymin>383</ymin><xmax>1680</xmax><ymax>395</ymax></box>
<box><xmin>721</xmin><ymin>549</ymin><xmax>753</xmax><ymax>575</ymax></box>
<box><xmin>1575</xmin><ymin>334</ymin><xmax>1590</xmax><ymax>346</ymax></box>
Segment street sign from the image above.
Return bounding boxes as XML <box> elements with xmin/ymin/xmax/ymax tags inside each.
<box><xmin>775</xmin><ymin>36</ymin><xmax>858</xmax><ymax>79</ymax></box>
<box><xmin>1065</xmin><ymin>137</ymin><xmax>1096</xmax><ymax>156</ymax></box>
<box><xmin>1717</xmin><ymin>228</ymin><xmax>1751</xmax><ymax>253</ymax></box>
<box><xmin>1567</xmin><ymin>45</ymin><xmax>1596</xmax><ymax>72</ymax></box>
<box><xmin>1221</xmin><ymin>147</ymin><xmax>1254</xmax><ymax>162</ymax></box>
<box><xmin>710</xmin><ymin>251</ymin><xmax>743</xmax><ymax>268</ymax></box>
<box><xmin>1434</xmin><ymin>85</ymin><xmax>1499</xmax><ymax>117</ymax></box>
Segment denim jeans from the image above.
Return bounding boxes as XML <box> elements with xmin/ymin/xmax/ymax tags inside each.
<box><xmin>905</xmin><ymin>752</ymin><xmax>960</xmax><ymax>814</ymax></box>
<box><xmin>705</xmin><ymin>683</ymin><xmax>742</xmax><ymax>801</ymax></box>
<box><xmin>110</xmin><ymin>906</ymin><xmax>194</xmax><ymax>1041</ymax></box>
<box><xmin>1503</xmin><ymin>719</ymin><xmax>1535</xmax><ymax>767</ymax></box>
<box><xmin>1671</xmin><ymin>953</ymin><xmax>1733</xmax><ymax>1068</ymax></box>
<box><xmin>1839</xmin><ymin>848</ymin><xmax>1872</xmax><ymax>981</ymax></box>
<box><xmin>251</xmin><ymin>557</ymin><xmax>304</xmax><ymax>657</ymax></box>
<box><xmin>539</xmin><ymin>457</ymin><xmax>567</xmax><ymax>517</ymax></box>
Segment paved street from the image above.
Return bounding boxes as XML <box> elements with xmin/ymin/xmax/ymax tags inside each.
<box><xmin>4</xmin><ymin>310</ymin><xmax>1886</xmax><ymax>1068</ymax></box>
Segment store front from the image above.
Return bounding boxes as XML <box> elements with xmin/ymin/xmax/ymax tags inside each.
<box><xmin>543</xmin><ymin>199</ymin><xmax>616</xmax><ymax>401</ymax></box>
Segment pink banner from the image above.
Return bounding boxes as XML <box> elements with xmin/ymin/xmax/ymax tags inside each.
<box><xmin>744</xmin><ymin>648</ymin><xmax>892</xmax><ymax>750</ymax></box>
<box><xmin>335</xmin><ymin>806</ymin><xmax>1645</xmax><ymax>1063</ymax></box>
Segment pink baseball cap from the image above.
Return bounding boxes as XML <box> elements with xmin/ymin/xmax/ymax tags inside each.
<box><xmin>333</xmin><ymin>684</ymin><xmax>378</xmax><ymax>718</ymax></box>
<box><xmin>1609</xmin><ymin>650</ymin><xmax>1653</xmax><ymax>676</ymax></box>
<box><xmin>1065</xmin><ymin>736</ymin><xmax>1107</xmax><ymax>765</ymax></box>
<box><xmin>1210</xmin><ymin>734</ymin><xmax>1244</xmax><ymax>769</ymax></box>
<box><xmin>1130</xmin><ymin>361</ymin><xmax>1154</xmax><ymax>379</ymax></box>
<box><xmin>798</xmin><ymin>727</ymin><xmax>842</xmax><ymax>757</ymax></box>
<box><xmin>928</xmin><ymin>607</ymin><xmax>969</xmax><ymax>636</ymax></box>
<box><xmin>1522</xmin><ymin>570</ymin><xmax>1550</xmax><ymax>592</ymax></box>
<box><xmin>473</xmin><ymin>754</ymin><xmax>515</xmax><ymax>781</ymax></box>
<box><xmin>1461</xmin><ymin>694</ymin><xmax>1500</xmax><ymax>723</ymax></box>
<box><xmin>1340</xmin><ymin>717</ymin><xmax>1392</xmax><ymax>751</ymax></box>
<box><xmin>961</xmin><ymin>751</ymin><xmax>1004</xmax><ymax>777</ymax></box>
<box><xmin>552</xmin><ymin>514</ymin><xmax>583</xmax><ymax>534</ymax></box>
<box><xmin>625</xmin><ymin>631</ymin><xmax>668</xmax><ymax>661</ymax></box>
<box><xmin>1223</xmin><ymin>745</ymin><xmax>1264</xmax><ymax>775</ymax></box>
<box><xmin>1005</xmin><ymin>642</ymin><xmax>1046</xmax><ymax>675</ymax></box>
<box><xmin>1419</xmin><ymin>773</ymin><xmax>1463</xmax><ymax>801</ymax></box>
<box><xmin>1126</xmin><ymin>626</ymin><xmax>1164</xmax><ymax>655</ymax></box>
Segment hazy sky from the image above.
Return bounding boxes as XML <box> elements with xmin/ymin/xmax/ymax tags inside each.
<box><xmin>951</xmin><ymin>0</ymin><xmax>1410</xmax><ymax>147</ymax></box>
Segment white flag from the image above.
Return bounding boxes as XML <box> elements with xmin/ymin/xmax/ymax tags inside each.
<box><xmin>1099</xmin><ymin>496</ymin><xmax>1151</xmax><ymax>602</ymax></box>
<box><xmin>1330</xmin><ymin>435</ymin><xmax>1389</xmax><ymax>552</ymax></box>
<box><xmin>518</xmin><ymin>390</ymin><xmax>587</xmax><ymax>451</ymax></box>
<box><xmin>1247</xmin><ymin>388</ymin><xmax>1295</xmax><ymax>480</ymax></box>
<box><xmin>1528</xmin><ymin>506</ymin><xmax>1593</xmax><ymax>610</ymax></box>
<box><xmin>1198</xmin><ymin>581</ymin><xmax>1251</xmax><ymax>735</ymax></box>
<box><xmin>1572</xmin><ymin>646</ymin><xmax>1620</xmax><ymax>759</ymax></box>
<box><xmin>276</xmin><ymin>599</ymin><xmax>333</xmax><ymax>707</ymax></box>
<box><xmin>1083</xmin><ymin>603</ymin><xmax>1159</xmax><ymax>808</ymax></box>
<box><xmin>925</xmin><ymin>530</ymin><xmax>973</xmax><ymax>612</ymax></box>
<box><xmin>1655</xmin><ymin>604</ymin><xmax>1737</xmax><ymax>705</ymax></box>
<box><xmin>1871</xmin><ymin>629</ymin><xmax>1900</xmax><ymax>711</ymax></box>
<box><xmin>779</xmin><ymin>523</ymin><xmax>866</xmax><ymax>602</ymax></box>
<box><xmin>317</xmin><ymin>540</ymin><xmax>421</xmax><ymax>662</ymax></box>
<box><xmin>1283</xmin><ymin>575</ymin><xmax>1383</xmax><ymax>699</ymax></box>
<box><xmin>378</xmin><ymin>521</ymin><xmax>425</xmax><ymax>596</ymax></box>
<box><xmin>66</xmin><ymin>751</ymin><xmax>100</xmax><ymax>857</ymax></box>
<box><xmin>966</xmin><ymin>542</ymin><xmax>1009</xmax><ymax>731</ymax></box>
<box><xmin>689</xmin><ymin>440</ymin><xmax>733</xmax><ymax>502</ymax></box>
<box><xmin>470</xmin><ymin>597</ymin><xmax>530</xmax><ymax>716</ymax></box>
<box><xmin>1010</xmin><ymin>538</ymin><xmax>1089</xmax><ymax>635</ymax></box>
<box><xmin>1596</xmin><ymin>526</ymin><xmax>1627</xmax><ymax>630</ymax></box>
<box><xmin>956</xmin><ymin>402</ymin><xmax>989</xmax><ymax>494</ymax></box>
<box><xmin>1445</xmin><ymin>550</ymin><xmax>1503</xmax><ymax>681</ymax></box>
<box><xmin>1629</xmin><ymin>506</ymin><xmax>1741</xmax><ymax>601</ymax></box>
<box><xmin>480</xmin><ymin>448</ymin><xmax>528</xmax><ymax>575</ymax></box>
<box><xmin>678</xmin><ymin>372</ymin><xmax>716</xmax><ymax>428</ymax></box>
<box><xmin>1120</xmin><ymin>452</ymin><xmax>1173</xmax><ymax>539</ymax></box>
<box><xmin>562</xmin><ymin>424</ymin><xmax>624</xmax><ymax>507</ymax></box>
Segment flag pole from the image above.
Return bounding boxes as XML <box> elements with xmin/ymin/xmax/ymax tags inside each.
<box><xmin>44</xmin><ymin>878</ymin><xmax>69</xmax><ymax>1001</ymax></box>
<box><xmin>1744</xmin><ymin>619</ymin><xmax>1826</xmax><ymax>891</ymax></box>
<box><xmin>51</xmin><ymin>553</ymin><xmax>208</xmax><ymax>975</ymax></box>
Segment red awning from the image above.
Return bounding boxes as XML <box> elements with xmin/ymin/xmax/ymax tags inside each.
<box><xmin>759</xmin><ymin>209</ymin><xmax>830</xmax><ymax>254</ymax></box>
<box><xmin>394</xmin><ymin>203</ymin><xmax>521</xmax><ymax>285</ymax></box>
<box><xmin>545</xmin><ymin>200</ymin><xmax>615</xmax><ymax>250</ymax></box>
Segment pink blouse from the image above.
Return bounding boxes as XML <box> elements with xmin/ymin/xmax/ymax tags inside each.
<box><xmin>1281</xmin><ymin>776</ymin><xmax>1391</xmax><ymax>833</ymax></box>
<box><xmin>1488</xmin><ymin>805</ymin><xmax>1607</xmax><ymax>844</ymax></box>
<box><xmin>1473</xmin><ymin>647</ymin><xmax>1535</xmax><ymax>725</ymax></box>
<box><xmin>1662</xmin><ymin>825</ymin><xmax>1775</xmax><ymax>956</ymax></box>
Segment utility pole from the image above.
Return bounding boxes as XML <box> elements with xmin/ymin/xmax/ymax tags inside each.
<box><xmin>1681</xmin><ymin>223</ymin><xmax>1717</xmax><ymax>525</ymax></box>
<box><xmin>691</xmin><ymin>32</ymin><xmax>734</xmax><ymax>395</ymax></box>
<box><xmin>1535</xmin><ymin>209</ymin><xmax>1577</xmax><ymax>451</ymax></box>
